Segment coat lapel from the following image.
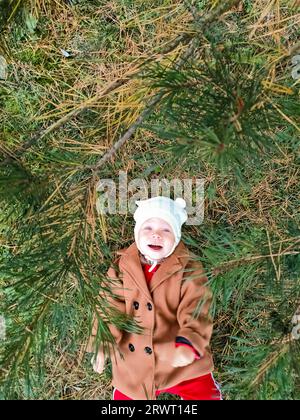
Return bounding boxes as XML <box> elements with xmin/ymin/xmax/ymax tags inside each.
<box><xmin>117</xmin><ymin>242</ymin><xmax>151</xmax><ymax>299</ymax></box>
<box><xmin>116</xmin><ymin>241</ymin><xmax>190</xmax><ymax>297</ymax></box>
<box><xmin>149</xmin><ymin>241</ymin><xmax>190</xmax><ymax>293</ymax></box>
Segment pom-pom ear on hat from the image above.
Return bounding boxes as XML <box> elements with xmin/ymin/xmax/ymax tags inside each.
<box><xmin>175</xmin><ymin>197</ymin><xmax>186</xmax><ymax>209</ymax></box>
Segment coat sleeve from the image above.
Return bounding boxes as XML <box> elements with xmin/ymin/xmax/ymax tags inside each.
<box><xmin>86</xmin><ymin>260</ymin><xmax>126</xmax><ymax>353</ymax></box>
<box><xmin>176</xmin><ymin>259</ymin><xmax>213</xmax><ymax>358</ymax></box>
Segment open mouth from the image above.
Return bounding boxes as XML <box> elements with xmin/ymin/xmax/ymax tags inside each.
<box><xmin>148</xmin><ymin>244</ymin><xmax>163</xmax><ymax>251</ymax></box>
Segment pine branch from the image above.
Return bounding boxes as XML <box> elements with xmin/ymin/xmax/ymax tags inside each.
<box><xmin>213</xmin><ymin>250</ymin><xmax>300</xmax><ymax>276</ymax></box>
<box><xmin>250</xmin><ymin>343</ymin><xmax>290</xmax><ymax>388</ymax></box>
<box><xmin>86</xmin><ymin>36</ymin><xmax>202</xmax><ymax>173</ymax></box>
<box><xmin>193</xmin><ymin>0</ymin><xmax>242</xmax><ymax>27</ymax></box>
<box><xmin>86</xmin><ymin>91</ymin><xmax>165</xmax><ymax>172</ymax></box>
<box><xmin>2</xmin><ymin>0</ymin><xmax>299</xmax><ymax>400</ymax></box>
<box><xmin>83</xmin><ymin>2</ymin><xmax>245</xmax><ymax>174</ymax></box>
<box><xmin>0</xmin><ymin>0</ymin><xmax>242</xmax><ymax>168</ymax></box>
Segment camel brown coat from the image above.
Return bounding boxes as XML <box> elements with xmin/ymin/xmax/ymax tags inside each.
<box><xmin>87</xmin><ymin>240</ymin><xmax>215</xmax><ymax>400</ymax></box>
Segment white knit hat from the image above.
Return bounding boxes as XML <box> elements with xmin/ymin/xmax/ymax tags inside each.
<box><xmin>134</xmin><ymin>196</ymin><xmax>188</xmax><ymax>268</ymax></box>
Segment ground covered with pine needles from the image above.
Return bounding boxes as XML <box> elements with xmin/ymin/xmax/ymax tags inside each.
<box><xmin>0</xmin><ymin>0</ymin><xmax>300</xmax><ymax>400</ymax></box>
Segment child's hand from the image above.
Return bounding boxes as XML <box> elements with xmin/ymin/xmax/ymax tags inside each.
<box><xmin>171</xmin><ymin>346</ymin><xmax>195</xmax><ymax>367</ymax></box>
<box><xmin>91</xmin><ymin>350</ymin><xmax>105</xmax><ymax>374</ymax></box>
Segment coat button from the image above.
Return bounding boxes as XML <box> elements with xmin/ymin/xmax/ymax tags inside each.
<box><xmin>147</xmin><ymin>302</ymin><xmax>152</xmax><ymax>311</ymax></box>
<box><xmin>129</xmin><ymin>343</ymin><xmax>135</xmax><ymax>352</ymax></box>
<box><xmin>145</xmin><ymin>346</ymin><xmax>152</xmax><ymax>355</ymax></box>
<box><xmin>133</xmin><ymin>301</ymin><xmax>139</xmax><ymax>310</ymax></box>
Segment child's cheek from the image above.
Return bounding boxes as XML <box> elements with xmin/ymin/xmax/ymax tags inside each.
<box><xmin>139</xmin><ymin>235</ymin><xmax>147</xmax><ymax>247</ymax></box>
<box><xmin>166</xmin><ymin>237</ymin><xmax>175</xmax><ymax>249</ymax></box>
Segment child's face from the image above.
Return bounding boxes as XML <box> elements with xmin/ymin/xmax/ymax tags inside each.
<box><xmin>137</xmin><ymin>217</ymin><xmax>175</xmax><ymax>260</ymax></box>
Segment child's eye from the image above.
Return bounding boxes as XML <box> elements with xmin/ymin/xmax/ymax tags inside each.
<box><xmin>144</xmin><ymin>226</ymin><xmax>151</xmax><ymax>230</ymax></box>
<box><xmin>163</xmin><ymin>229</ymin><xmax>170</xmax><ymax>233</ymax></box>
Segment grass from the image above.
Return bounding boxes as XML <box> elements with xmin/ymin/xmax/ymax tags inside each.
<box><xmin>0</xmin><ymin>0</ymin><xmax>300</xmax><ymax>400</ymax></box>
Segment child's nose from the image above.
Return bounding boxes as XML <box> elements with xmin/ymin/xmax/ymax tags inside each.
<box><xmin>152</xmin><ymin>232</ymin><xmax>161</xmax><ymax>239</ymax></box>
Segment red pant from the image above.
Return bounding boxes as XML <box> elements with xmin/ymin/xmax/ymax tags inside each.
<box><xmin>113</xmin><ymin>373</ymin><xmax>223</xmax><ymax>400</ymax></box>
